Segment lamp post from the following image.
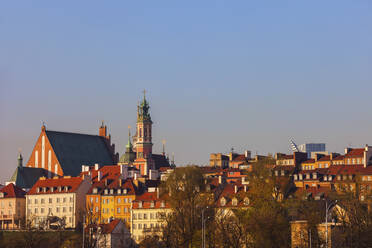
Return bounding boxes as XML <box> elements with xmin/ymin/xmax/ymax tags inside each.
<box><xmin>325</xmin><ymin>200</ymin><xmax>337</xmax><ymax>248</ymax></box>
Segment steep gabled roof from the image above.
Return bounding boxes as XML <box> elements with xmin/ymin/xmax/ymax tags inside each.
<box><xmin>0</xmin><ymin>183</ymin><xmax>26</xmax><ymax>198</ymax></box>
<box><xmin>152</xmin><ymin>154</ymin><xmax>170</xmax><ymax>169</ymax></box>
<box><xmin>10</xmin><ymin>166</ymin><xmax>49</xmax><ymax>189</ymax></box>
<box><xmin>46</xmin><ymin>130</ymin><xmax>114</xmax><ymax>176</ymax></box>
<box><xmin>345</xmin><ymin>148</ymin><xmax>364</xmax><ymax>157</ymax></box>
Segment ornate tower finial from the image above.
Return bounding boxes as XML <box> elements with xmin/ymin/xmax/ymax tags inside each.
<box><xmin>41</xmin><ymin>121</ymin><xmax>46</xmax><ymax>131</ymax></box>
<box><xmin>18</xmin><ymin>149</ymin><xmax>23</xmax><ymax>167</ymax></box>
<box><xmin>143</xmin><ymin>89</ymin><xmax>146</xmax><ymax>101</ymax></box>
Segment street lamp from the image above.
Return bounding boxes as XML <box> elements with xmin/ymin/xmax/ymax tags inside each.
<box><xmin>202</xmin><ymin>206</ymin><xmax>210</xmax><ymax>248</ymax></box>
<box><xmin>324</xmin><ymin>200</ymin><xmax>337</xmax><ymax>248</ymax></box>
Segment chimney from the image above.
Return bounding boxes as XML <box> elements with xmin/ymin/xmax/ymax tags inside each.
<box><xmin>218</xmin><ymin>175</ymin><xmax>223</xmax><ymax>185</ymax></box>
<box><xmin>95</xmin><ymin>163</ymin><xmax>100</xmax><ymax>170</ymax></box>
<box><xmin>98</xmin><ymin>171</ymin><xmax>102</xmax><ymax>181</ymax></box>
<box><xmin>99</xmin><ymin>121</ymin><xmax>107</xmax><ymax>137</ymax></box>
<box><xmin>234</xmin><ymin>185</ymin><xmax>238</xmax><ymax>194</ymax></box>
<box><xmin>156</xmin><ymin>187</ymin><xmax>160</xmax><ymax>198</ymax></box>
<box><xmin>344</xmin><ymin>148</ymin><xmax>352</xmax><ymax>154</ymax></box>
<box><xmin>244</xmin><ymin>185</ymin><xmax>247</xmax><ymax>192</ymax></box>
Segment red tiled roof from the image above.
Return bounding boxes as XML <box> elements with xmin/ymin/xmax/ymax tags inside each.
<box><xmin>327</xmin><ymin>165</ymin><xmax>365</xmax><ymax>175</ymax></box>
<box><xmin>278</xmin><ymin>155</ymin><xmax>294</xmax><ymax>160</ymax></box>
<box><xmin>27</xmin><ymin>177</ymin><xmax>83</xmax><ymax>195</ymax></box>
<box><xmin>132</xmin><ymin>192</ymin><xmax>170</xmax><ymax>209</ymax></box>
<box><xmin>0</xmin><ymin>183</ymin><xmax>26</xmax><ymax>198</ymax></box>
<box><xmin>302</xmin><ymin>159</ymin><xmax>315</xmax><ymax>164</ymax></box>
<box><xmin>332</xmin><ymin>155</ymin><xmax>344</xmax><ymax>160</ymax></box>
<box><xmin>231</xmin><ymin>155</ymin><xmax>247</xmax><ymax>162</ymax></box>
<box><xmin>101</xmin><ymin>219</ymin><xmax>120</xmax><ymax>234</ymax></box>
<box><xmin>345</xmin><ymin>148</ymin><xmax>364</xmax><ymax>157</ymax></box>
<box><xmin>216</xmin><ymin>183</ymin><xmax>248</xmax><ymax>207</ymax></box>
<box><xmin>295</xmin><ymin>186</ymin><xmax>331</xmax><ymax>198</ymax></box>
<box><xmin>80</xmin><ymin>165</ymin><xmax>120</xmax><ymax>182</ymax></box>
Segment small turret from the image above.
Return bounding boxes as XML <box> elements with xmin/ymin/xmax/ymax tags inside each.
<box><xmin>18</xmin><ymin>152</ymin><xmax>23</xmax><ymax>167</ymax></box>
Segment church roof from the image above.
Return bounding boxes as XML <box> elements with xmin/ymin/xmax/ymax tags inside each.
<box><xmin>10</xmin><ymin>166</ymin><xmax>49</xmax><ymax>189</ymax></box>
<box><xmin>45</xmin><ymin>130</ymin><xmax>114</xmax><ymax>176</ymax></box>
<box><xmin>152</xmin><ymin>154</ymin><xmax>171</xmax><ymax>169</ymax></box>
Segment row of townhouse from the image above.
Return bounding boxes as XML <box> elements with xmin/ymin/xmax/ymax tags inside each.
<box><xmin>271</xmin><ymin>145</ymin><xmax>372</xmax><ymax>201</ymax></box>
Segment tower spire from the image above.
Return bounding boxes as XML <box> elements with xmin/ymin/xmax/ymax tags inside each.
<box><xmin>17</xmin><ymin>149</ymin><xmax>23</xmax><ymax>167</ymax></box>
<box><xmin>143</xmin><ymin>89</ymin><xmax>146</xmax><ymax>101</ymax></box>
<box><xmin>126</xmin><ymin>125</ymin><xmax>132</xmax><ymax>149</ymax></box>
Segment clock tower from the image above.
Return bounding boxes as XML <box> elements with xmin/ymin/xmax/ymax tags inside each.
<box><xmin>133</xmin><ymin>90</ymin><xmax>154</xmax><ymax>175</ymax></box>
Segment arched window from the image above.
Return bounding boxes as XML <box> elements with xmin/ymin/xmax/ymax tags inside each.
<box><xmin>232</xmin><ymin>198</ymin><xmax>238</xmax><ymax>206</ymax></box>
<box><xmin>244</xmin><ymin>197</ymin><xmax>250</xmax><ymax>206</ymax></box>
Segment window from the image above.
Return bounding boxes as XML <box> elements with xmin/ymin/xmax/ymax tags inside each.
<box><xmin>133</xmin><ymin>214</ymin><xmax>137</xmax><ymax>220</ymax></box>
<box><xmin>117</xmin><ymin>208</ymin><xmax>121</xmax><ymax>214</ymax></box>
<box><xmin>63</xmin><ymin>207</ymin><xmax>66</xmax><ymax>213</ymax></box>
<box><xmin>63</xmin><ymin>197</ymin><xmax>66</xmax><ymax>203</ymax></box>
<box><xmin>90</xmin><ymin>197</ymin><xmax>93</xmax><ymax>203</ymax></box>
<box><xmin>144</xmin><ymin>224</ymin><xmax>147</xmax><ymax>229</ymax></box>
<box><xmin>150</xmin><ymin>213</ymin><xmax>154</xmax><ymax>219</ymax></box>
<box><xmin>124</xmin><ymin>198</ymin><xmax>127</xmax><ymax>203</ymax></box>
<box><xmin>138</xmin><ymin>224</ymin><xmax>142</xmax><ymax>229</ymax></box>
<box><xmin>118</xmin><ymin>198</ymin><xmax>121</xmax><ymax>204</ymax></box>
<box><xmin>41</xmin><ymin>208</ymin><xmax>44</xmax><ymax>214</ymax></box>
<box><xmin>232</xmin><ymin>198</ymin><xmax>238</xmax><ymax>206</ymax></box>
<box><xmin>124</xmin><ymin>207</ymin><xmax>128</xmax><ymax>213</ymax></box>
<box><xmin>129</xmin><ymin>198</ymin><xmax>132</xmax><ymax>203</ymax></box>
<box><xmin>49</xmin><ymin>198</ymin><xmax>52</xmax><ymax>204</ymax></box>
<box><xmin>34</xmin><ymin>199</ymin><xmax>38</xmax><ymax>204</ymax></box>
<box><xmin>56</xmin><ymin>207</ymin><xmax>60</xmax><ymax>213</ymax></box>
<box><xmin>34</xmin><ymin>208</ymin><xmax>38</xmax><ymax>214</ymax></box>
<box><xmin>28</xmin><ymin>199</ymin><xmax>31</xmax><ymax>204</ymax></box>
<box><xmin>95</xmin><ymin>197</ymin><xmax>98</xmax><ymax>203</ymax></box>
<box><xmin>69</xmin><ymin>207</ymin><xmax>73</xmax><ymax>212</ymax></box>
<box><xmin>95</xmin><ymin>207</ymin><xmax>98</xmax><ymax>213</ymax></box>
<box><xmin>138</xmin><ymin>213</ymin><xmax>142</xmax><ymax>219</ymax></box>
<box><xmin>144</xmin><ymin>214</ymin><xmax>147</xmax><ymax>219</ymax></box>
<box><xmin>48</xmin><ymin>208</ymin><xmax>52</xmax><ymax>214</ymax></box>
<box><xmin>133</xmin><ymin>224</ymin><xmax>136</xmax><ymax>229</ymax></box>
<box><xmin>56</xmin><ymin>198</ymin><xmax>60</xmax><ymax>203</ymax></box>
<box><xmin>69</xmin><ymin>217</ymin><xmax>72</xmax><ymax>223</ymax></box>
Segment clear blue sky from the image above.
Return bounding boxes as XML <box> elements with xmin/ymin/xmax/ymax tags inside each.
<box><xmin>1</xmin><ymin>1</ymin><xmax>371</xmax><ymax>183</ymax></box>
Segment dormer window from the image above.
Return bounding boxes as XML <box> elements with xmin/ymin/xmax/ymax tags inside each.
<box><xmin>150</xmin><ymin>201</ymin><xmax>155</xmax><ymax>208</ymax></box>
<box><xmin>104</xmin><ymin>189</ymin><xmax>108</xmax><ymax>195</ymax></box>
<box><xmin>123</xmin><ymin>189</ymin><xmax>127</xmax><ymax>194</ymax></box>
<box><xmin>161</xmin><ymin>201</ymin><xmax>165</xmax><ymax>208</ymax></box>
<box><xmin>110</xmin><ymin>189</ymin><xmax>114</xmax><ymax>195</ymax></box>
<box><xmin>139</xmin><ymin>201</ymin><xmax>143</xmax><ymax>208</ymax></box>
<box><xmin>64</xmin><ymin>186</ymin><xmax>69</xmax><ymax>192</ymax></box>
<box><xmin>58</xmin><ymin>186</ymin><xmax>62</xmax><ymax>192</ymax></box>
<box><xmin>36</xmin><ymin>187</ymin><xmax>40</xmax><ymax>193</ymax></box>
<box><xmin>43</xmin><ymin>187</ymin><xmax>47</xmax><ymax>192</ymax></box>
<box><xmin>220</xmin><ymin>197</ymin><xmax>226</xmax><ymax>206</ymax></box>
<box><xmin>93</xmin><ymin>188</ymin><xmax>98</xmax><ymax>194</ymax></box>
<box><xmin>232</xmin><ymin>198</ymin><xmax>238</xmax><ymax>206</ymax></box>
<box><xmin>281</xmin><ymin>170</ymin><xmax>285</xmax><ymax>176</ymax></box>
<box><xmin>244</xmin><ymin>197</ymin><xmax>250</xmax><ymax>206</ymax></box>
<box><xmin>117</xmin><ymin>189</ymin><xmax>121</xmax><ymax>194</ymax></box>
<box><xmin>337</xmin><ymin>175</ymin><xmax>341</xmax><ymax>181</ymax></box>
